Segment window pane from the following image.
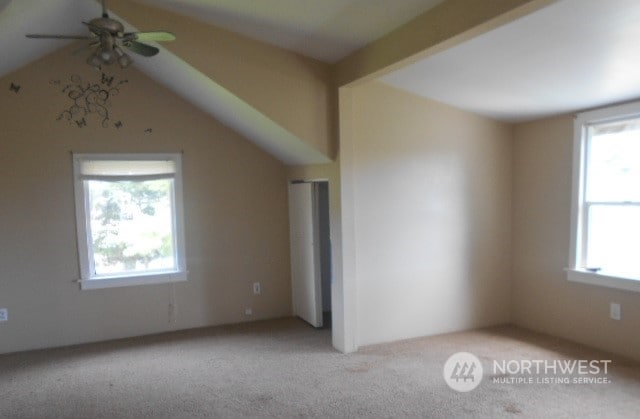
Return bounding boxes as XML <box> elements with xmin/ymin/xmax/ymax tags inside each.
<box><xmin>87</xmin><ymin>179</ymin><xmax>176</xmax><ymax>276</ymax></box>
<box><xmin>586</xmin><ymin>120</ymin><xmax>640</xmax><ymax>202</ymax></box>
<box><xmin>586</xmin><ymin>205</ymin><xmax>640</xmax><ymax>278</ymax></box>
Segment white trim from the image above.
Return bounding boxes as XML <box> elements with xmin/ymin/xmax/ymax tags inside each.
<box><xmin>337</xmin><ymin>86</ymin><xmax>358</xmax><ymax>353</ymax></box>
<box><xmin>73</xmin><ymin>159</ymin><xmax>92</xmax><ymax>281</ymax></box>
<box><xmin>72</xmin><ymin>153</ymin><xmax>188</xmax><ymax>290</ymax></box>
<box><xmin>576</xmin><ymin>100</ymin><xmax>640</xmax><ymax>126</ymax></box>
<box><xmin>80</xmin><ymin>271</ymin><xmax>188</xmax><ymax>290</ymax></box>
<box><xmin>172</xmin><ymin>155</ymin><xmax>187</xmax><ymax>275</ymax></box>
<box><xmin>568</xmin><ymin>114</ymin><xmax>585</xmax><ymax>270</ymax></box>
<box><xmin>566</xmin><ymin>269</ymin><xmax>640</xmax><ymax>293</ymax></box>
<box><xmin>568</xmin><ymin>100</ymin><xmax>640</xmax><ymax>292</ymax></box>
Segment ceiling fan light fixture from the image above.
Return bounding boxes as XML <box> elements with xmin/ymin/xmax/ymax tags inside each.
<box><xmin>87</xmin><ymin>53</ymin><xmax>103</xmax><ymax>68</ymax></box>
<box><xmin>114</xmin><ymin>46</ymin><xmax>133</xmax><ymax>68</ymax></box>
<box><xmin>100</xmin><ymin>49</ymin><xmax>116</xmax><ymax>65</ymax></box>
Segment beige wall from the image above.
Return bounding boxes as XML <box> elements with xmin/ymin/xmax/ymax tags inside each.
<box><xmin>342</xmin><ymin>82</ymin><xmax>512</xmax><ymax>347</ymax></box>
<box><xmin>4</xmin><ymin>0</ymin><xmax>637</xmax><ymax>361</ymax></box>
<box><xmin>111</xmin><ymin>0</ymin><xmax>335</xmax><ymax>159</ymax></box>
<box><xmin>512</xmin><ymin>115</ymin><xmax>640</xmax><ymax>361</ymax></box>
<box><xmin>0</xmin><ymin>46</ymin><xmax>292</xmax><ymax>354</ymax></box>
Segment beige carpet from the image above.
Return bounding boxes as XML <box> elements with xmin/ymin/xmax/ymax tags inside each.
<box><xmin>1</xmin><ymin>318</ymin><xmax>639</xmax><ymax>418</ymax></box>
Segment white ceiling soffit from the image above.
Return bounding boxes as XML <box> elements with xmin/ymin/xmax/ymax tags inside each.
<box><xmin>381</xmin><ymin>0</ymin><xmax>640</xmax><ymax>122</ymax></box>
<box><xmin>135</xmin><ymin>0</ymin><xmax>445</xmax><ymax>63</ymax></box>
<box><xmin>0</xmin><ymin>0</ymin><xmax>97</xmax><ymax>77</ymax></box>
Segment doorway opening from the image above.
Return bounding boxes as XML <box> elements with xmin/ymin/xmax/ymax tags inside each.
<box><xmin>288</xmin><ymin>180</ymin><xmax>332</xmax><ymax>330</ymax></box>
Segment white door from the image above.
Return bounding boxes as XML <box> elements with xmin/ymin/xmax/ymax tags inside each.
<box><xmin>288</xmin><ymin>182</ymin><xmax>323</xmax><ymax>328</ymax></box>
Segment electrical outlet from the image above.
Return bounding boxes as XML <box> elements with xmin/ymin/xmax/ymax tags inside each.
<box><xmin>245</xmin><ymin>308</ymin><xmax>253</xmax><ymax>315</ymax></box>
<box><xmin>253</xmin><ymin>282</ymin><xmax>261</xmax><ymax>295</ymax></box>
<box><xmin>0</xmin><ymin>308</ymin><xmax>8</xmax><ymax>322</ymax></box>
<box><xmin>610</xmin><ymin>303</ymin><xmax>621</xmax><ymax>321</ymax></box>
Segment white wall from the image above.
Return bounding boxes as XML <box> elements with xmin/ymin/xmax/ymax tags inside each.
<box><xmin>342</xmin><ymin>82</ymin><xmax>513</xmax><ymax>347</ymax></box>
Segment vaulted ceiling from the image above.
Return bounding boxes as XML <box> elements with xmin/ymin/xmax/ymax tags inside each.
<box><xmin>0</xmin><ymin>0</ymin><xmax>446</xmax><ymax>165</ymax></box>
<box><xmin>3</xmin><ymin>0</ymin><xmax>640</xmax><ymax>162</ymax></box>
<box><xmin>134</xmin><ymin>0</ymin><xmax>446</xmax><ymax>63</ymax></box>
<box><xmin>0</xmin><ymin>0</ymin><xmax>445</xmax><ymax>75</ymax></box>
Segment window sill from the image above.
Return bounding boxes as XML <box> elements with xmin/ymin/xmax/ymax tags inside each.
<box><xmin>79</xmin><ymin>271</ymin><xmax>188</xmax><ymax>290</ymax></box>
<box><xmin>565</xmin><ymin>268</ymin><xmax>640</xmax><ymax>293</ymax></box>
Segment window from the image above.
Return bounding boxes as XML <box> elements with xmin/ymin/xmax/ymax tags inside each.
<box><xmin>568</xmin><ymin>101</ymin><xmax>640</xmax><ymax>292</ymax></box>
<box><xmin>73</xmin><ymin>153</ymin><xmax>187</xmax><ymax>290</ymax></box>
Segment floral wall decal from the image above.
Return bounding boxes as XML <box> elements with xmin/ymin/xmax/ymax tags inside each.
<box><xmin>53</xmin><ymin>73</ymin><xmax>128</xmax><ymax>128</ymax></box>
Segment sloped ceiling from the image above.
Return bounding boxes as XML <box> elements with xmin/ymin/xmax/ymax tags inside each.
<box><xmin>0</xmin><ymin>0</ymin><xmax>95</xmax><ymax>78</ymax></box>
<box><xmin>0</xmin><ymin>0</ymin><xmax>444</xmax><ymax>165</ymax></box>
<box><xmin>6</xmin><ymin>0</ymin><xmax>639</xmax><ymax>152</ymax></box>
<box><xmin>0</xmin><ymin>0</ymin><xmax>335</xmax><ymax>165</ymax></box>
<box><xmin>133</xmin><ymin>0</ymin><xmax>445</xmax><ymax>63</ymax></box>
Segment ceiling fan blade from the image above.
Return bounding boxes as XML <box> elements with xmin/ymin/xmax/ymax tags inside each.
<box><xmin>125</xmin><ymin>40</ymin><xmax>159</xmax><ymax>57</ymax></box>
<box><xmin>126</xmin><ymin>31</ymin><xmax>176</xmax><ymax>42</ymax></box>
<box><xmin>26</xmin><ymin>34</ymin><xmax>93</xmax><ymax>40</ymax></box>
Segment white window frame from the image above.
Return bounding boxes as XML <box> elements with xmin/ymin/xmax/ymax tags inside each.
<box><xmin>73</xmin><ymin>153</ymin><xmax>188</xmax><ymax>290</ymax></box>
<box><xmin>567</xmin><ymin>100</ymin><xmax>640</xmax><ymax>293</ymax></box>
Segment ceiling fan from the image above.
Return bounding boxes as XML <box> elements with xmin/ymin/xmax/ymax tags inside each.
<box><xmin>25</xmin><ymin>0</ymin><xmax>176</xmax><ymax>69</ymax></box>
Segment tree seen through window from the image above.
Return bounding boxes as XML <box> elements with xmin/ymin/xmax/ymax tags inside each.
<box><xmin>88</xmin><ymin>179</ymin><xmax>175</xmax><ymax>275</ymax></box>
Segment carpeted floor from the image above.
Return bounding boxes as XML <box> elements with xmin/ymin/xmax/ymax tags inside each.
<box><xmin>1</xmin><ymin>318</ymin><xmax>639</xmax><ymax>418</ymax></box>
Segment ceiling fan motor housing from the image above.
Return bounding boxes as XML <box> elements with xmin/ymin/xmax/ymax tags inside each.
<box><xmin>89</xmin><ymin>17</ymin><xmax>125</xmax><ymax>35</ymax></box>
